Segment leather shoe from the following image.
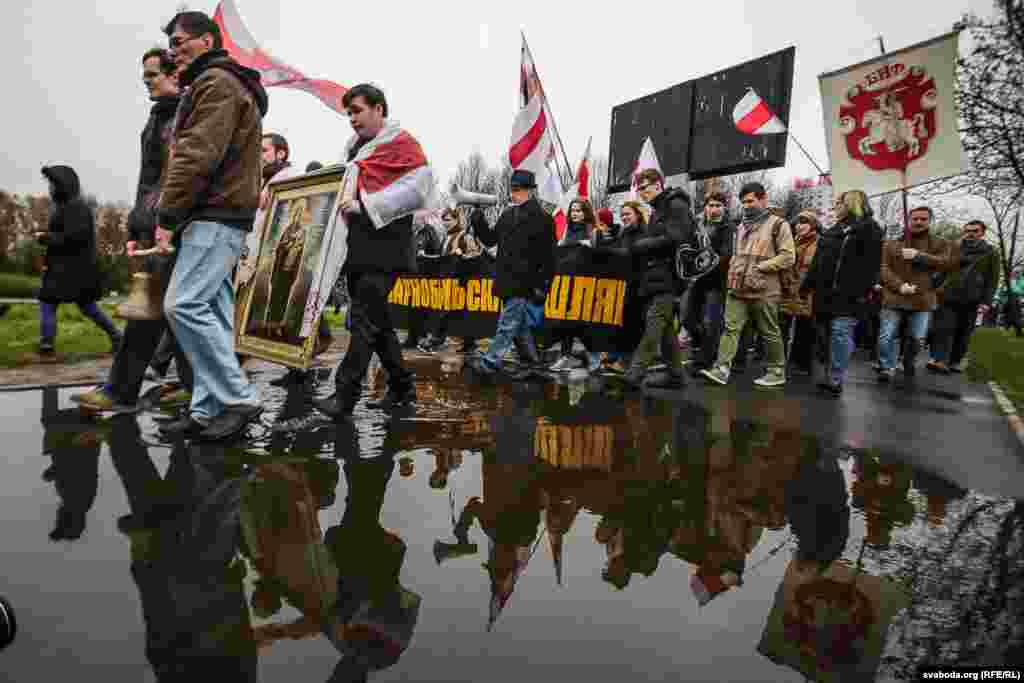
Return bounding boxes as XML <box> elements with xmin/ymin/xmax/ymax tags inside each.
<box><xmin>158</xmin><ymin>415</ymin><xmax>206</xmax><ymax>438</ymax></box>
<box><xmin>198</xmin><ymin>405</ymin><xmax>264</xmax><ymax>442</ymax></box>
<box><xmin>315</xmin><ymin>393</ymin><xmax>356</xmax><ymax>420</ymax></box>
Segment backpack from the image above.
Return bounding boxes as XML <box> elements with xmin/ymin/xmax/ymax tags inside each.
<box><xmin>675</xmin><ymin>223</ymin><xmax>720</xmax><ymax>283</ymax></box>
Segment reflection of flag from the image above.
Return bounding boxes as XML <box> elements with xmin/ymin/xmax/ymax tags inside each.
<box><xmin>630</xmin><ymin>137</ymin><xmax>662</xmax><ymax>199</ymax></box>
<box><xmin>554</xmin><ymin>138</ymin><xmax>593</xmax><ymax>242</ymax></box>
<box><xmin>733</xmin><ymin>88</ymin><xmax>787</xmax><ymax>135</ymax></box>
<box><xmin>214</xmin><ymin>0</ymin><xmax>348</xmax><ymax>115</ymax></box>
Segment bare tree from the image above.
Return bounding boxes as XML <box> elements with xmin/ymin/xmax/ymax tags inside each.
<box><xmin>587</xmin><ymin>155</ymin><xmax>610</xmax><ymax>210</ymax></box>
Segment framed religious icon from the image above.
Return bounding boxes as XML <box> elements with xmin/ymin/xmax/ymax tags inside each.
<box><xmin>236</xmin><ymin>165</ymin><xmax>350</xmax><ymax>369</ymax></box>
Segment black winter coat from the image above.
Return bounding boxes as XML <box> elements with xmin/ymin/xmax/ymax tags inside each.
<box><xmin>38</xmin><ymin>166</ymin><xmax>104</xmax><ymax>304</ymax></box>
<box><xmin>802</xmin><ymin>215</ymin><xmax>882</xmax><ymax>318</ymax></box>
<box><xmin>127</xmin><ymin>96</ymin><xmax>179</xmax><ymax>244</ymax></box>
<box><xmin>636</xmin><ymin>188</ymin><xmax>696</xmax><ymax>297</ymax></box>
<box><xmin>477</xmin><ymin>198</ymin><xmax>555</xmax><ymax>300</ymax></box>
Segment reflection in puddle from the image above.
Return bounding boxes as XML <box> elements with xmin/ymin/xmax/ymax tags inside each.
<box><xmin>6</xmin><ymin>367</ymin><xmax>1023</xmax><ymax>681</ymax></box>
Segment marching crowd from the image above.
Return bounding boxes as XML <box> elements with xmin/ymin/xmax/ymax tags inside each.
<box><xmin>26</xmin><ymin>10</ymin><xmax>1003</xmax><ymax>443</ymax></box>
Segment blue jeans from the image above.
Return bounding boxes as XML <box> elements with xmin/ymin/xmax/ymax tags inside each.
<box><xmin>164</xmin><ymin>221</ymin><xmax>258</xmax><ymax>422</ymax></box>
<box><xmin>481</xmin><ymin>297</ymin><xmax>537</xmax><ymax>370</ymax></box>
<box><xmin>828</xmin><ymin>316</ymin><xmax>858</xmax><ymax>386</ymax></box>
<box><xmin>39</xmin><ymin>301</ymin><xmax>119</xmax><ymax>345</ymax></box>
<box><xmin>878</xmin><ymin>308</ymin><xmax>930</xmax><ymax>371</ymax></box>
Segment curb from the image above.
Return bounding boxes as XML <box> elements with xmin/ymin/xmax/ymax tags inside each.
<box><xmin>988</xmin><ymin>381</ymin><xmax>1024</xmax><ymax>447</ymax></box>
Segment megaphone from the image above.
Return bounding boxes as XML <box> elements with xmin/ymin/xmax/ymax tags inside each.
<box><xmin>450</xmin><ymin>183</ymin><xmax>498</xmax><ymax>207</ymax></box>
<box><xmin>433</xmin><ymin>539</ymin><xmax>479</xmax><ymax>565</ymax></box>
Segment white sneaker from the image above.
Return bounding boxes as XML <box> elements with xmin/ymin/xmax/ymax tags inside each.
<box><xmin>550</xmin><ymin>355</ymin><xmax>582</xmax><ymax>372</ymax></box>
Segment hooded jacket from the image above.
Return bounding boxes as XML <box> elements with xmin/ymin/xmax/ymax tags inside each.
<box><xmin>779</xmin><ymin>210</ymin><xmax>820</xmax><ymax>317</ymax></box>
<box><xmin>158</xmin><ymin>49</ymin><xmax>268</xmax><ymax>234</ymax></box>
<box><xmin>128</xmin><ymin>95</ymin><xmax>179</xmax><ymax>244</ymax></box>
<box><xmin>38</xmin><ymin>166</ymin><xmax>104</xmax><ymax>304</ymax></box>
<box><xmin>726</xmin><ymin>212</ymin><xmax>796</xmax><ymax>302</ymax></box>
<box><xmin>634</xmin><ymin>187</ymin><xmax>696</xmax><ymax>298</ymax></box>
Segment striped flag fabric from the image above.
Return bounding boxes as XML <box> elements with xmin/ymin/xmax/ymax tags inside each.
<box><xmin>508</xmin><ymin>37</ymin><xmax>554</xmax><ymax>177</ymax></box>
<box><xmin>214</xmin><ymin>0</ymin><xmax>348</xmax><ymax>115</ymax></box>
<box><xmin>733</xmin><ymin>88</ymin><xmax>787</xmax><ymax>135</ymax></box>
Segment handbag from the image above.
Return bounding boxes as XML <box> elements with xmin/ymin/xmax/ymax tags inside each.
<box><xmin>675</xmin><ymin>224</ymin><xmax>720</xmax><ymax>283</ymax></box>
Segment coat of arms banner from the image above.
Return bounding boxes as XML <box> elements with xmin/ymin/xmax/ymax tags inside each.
<box><xmin>819</xmin><ymin>32</ymin><xmax>967</xmax><ymax>197</ymax></box>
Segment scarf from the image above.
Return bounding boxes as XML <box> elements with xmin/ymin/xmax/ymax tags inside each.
<box><xmin>739</xmin><ymin>208</ymin><xmax>770</xmax><ymax>242</ymax></box>
<box><xmin>262</xmin><ymin>160</ymin><xmax>290</xmax><ymax>184</ymax></box>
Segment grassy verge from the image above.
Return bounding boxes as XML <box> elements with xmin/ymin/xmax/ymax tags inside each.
<box><xmin>0</xmin><ymin>272</ymin><xmax>41</xmax><ymax>299</ymax></box>
<box><xmin>967</xmin><ymin>327</ymin><xmax>1024</xmax><ymax>408</ymax></box>
<box><xmin>0</xmin><ymin>303</ymin><xmax>122</xmax><ymax>367</ymax></box>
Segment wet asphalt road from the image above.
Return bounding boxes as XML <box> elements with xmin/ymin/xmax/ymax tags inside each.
<box><xmin>0</xmin><ymin>349</ymin><xmax>1020</xmax><ymax>681</ymax></box>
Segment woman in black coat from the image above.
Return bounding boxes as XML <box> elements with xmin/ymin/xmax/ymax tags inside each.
<box><xmin>800</xmin><ymin>190</ymin><xmax>882</xmax><ymax>396</ymax></box>
<box><xmin>36</xmin><ymin>166</ymin><xmax>121</xmax><ymax>356</ymax></box>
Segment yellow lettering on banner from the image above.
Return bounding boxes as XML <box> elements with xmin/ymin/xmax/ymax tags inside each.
<box><xmin>592</xmin><ymin>279</ymin><xmax>615</xmax><ymax>325</ymax></box>
<box><xmin>546</xmin><ymin>276</ymin><xmax>569</xmax><ymax>320</ymax></box>
<box><xmin>388</xmin><ymin>280</ymin><xmax>402</xmax><ymax>305</ymax></box>
<box><xmin>467</xmin><ymin>280</ymin><xmax>481</xmax><ymax>312</ymax></box>
<box><xmin>453</xmin><ymin>282</ymin><xmax>466</xmax><ymax>309</ymax></box>
<box><xmin>566</xmin><ymin>276</ymin><xmax>596</xmax><ymax>322</ymax></box>
<box><xmin>407</xmin><ymin>280</ymin><xmax>418</xmax><ymax>308</ymax></box>
<box><xmin>480</xmin><ymin>279</ymin><xmax>498</xmax><ymax>313</ymax></box>
<box><xmin>428</xmin><ymin>280</ymin><xmax>439</xmax><ymax>310</ymax></box>
<box><xmin>442</xmin><ymin>279</ymin><xmax>453</xmax><ymax>311</ymax></box>
<box><xmin>614</xmin><ymin>280</ymin><xmax>626</xmax><ymax>326</ymax></box>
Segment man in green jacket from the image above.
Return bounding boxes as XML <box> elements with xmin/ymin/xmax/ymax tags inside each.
<box><xmin>928</xmin><ymin>220</ymin><xmax>1000</xmax><ymax>373</ymax></box>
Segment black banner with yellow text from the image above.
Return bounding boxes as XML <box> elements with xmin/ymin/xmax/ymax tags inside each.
<box><xmin>387</xmin><ymin>247</ymin><xmax>641</xmax><ymax>351</ymax></box>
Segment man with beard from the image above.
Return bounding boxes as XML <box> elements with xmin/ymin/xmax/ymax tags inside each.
<box><xmin>877</xmin><ymin>206</ymin><xmax>954</xmax><ymax>383</ymax></box>
<box><xmin>71</xmin><ymin>48</ymin><xmax>194</xmax><ymax>414</ymax></box>
<box><xmin>156</xmin><ymin>11</ymin><xmax>267</xmax><ymax>440</ymax></box>
<box><xmin>928</xmin><ymin>220</ymin><xmax>999</xmax><ymax>374</ymax></box>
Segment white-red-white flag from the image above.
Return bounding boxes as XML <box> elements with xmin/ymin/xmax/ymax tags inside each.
<box><xmin>733</xmin><ymin>88</ymin><xmax>787</xmax><ymax>135</ymax></box>
<box><xmin>508</xmin><ymin>37</ymin><xmax>553</xmax><ymax>177</ymax></box>
<box><xmin>630</xmin><ymin>137</ymin><xmax>663</xmax><ymax>199</ymax></box>
<box><xmin>553</xmin><ymin>138</ymin><xmax>593</xmax><ymax>241</ymax></box>
<box><xmin>214</xmin><ymin>0</ymin><xmax>348</xmax><ymax>115</ymax></box>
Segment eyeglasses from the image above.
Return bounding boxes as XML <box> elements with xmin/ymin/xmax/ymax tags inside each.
<box><xmin>797</xmin><ymin>218</ymin><xmax>811</xmax><ymax>224</ymax></box>
<box><xmin>142</xmin><ymin>70</ymin><xmax>163</xmax><ymax>80</ymax></box>
<box><xmin>637</xmin><ymin>183</ymin><xmax>656</xmax><ymax>193</ymax></box>
<box><xmin>168</xmin><ymin>34</ymin><xmax>202</xmax><ymax>50</ymax></box>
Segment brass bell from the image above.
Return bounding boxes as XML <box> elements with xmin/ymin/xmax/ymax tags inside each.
<box><xmin>115</xmin><ymin>246</ymin><xmax>171</xmax><ymax>322</ymax></box>
<box><xmin>115</xmin><ymin>271</ymin><xmax>164</xmax><ymax>321</ymax></box>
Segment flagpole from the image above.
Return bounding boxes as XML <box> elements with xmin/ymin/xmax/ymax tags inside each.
<box><xmin>788</xmin><ymin>132</ymin><xmax>829</xmax><ymax>178</ymax></box>
<box><xmin>522</xmin><ymin>31</ymin><xmax>574</xmax><ymax>192</ymax></box>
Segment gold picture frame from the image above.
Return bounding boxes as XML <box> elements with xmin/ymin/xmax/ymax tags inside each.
<box><xmin>236</xmin><ymin>166</ymin><xmax>348</xmax><ymax>369</ymax></box>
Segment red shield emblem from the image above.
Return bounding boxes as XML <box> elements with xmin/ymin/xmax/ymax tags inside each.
<box><xmin>838</xmin><ymin>62</ymin><xmax>939</xmax><ymax>172</ymax></box>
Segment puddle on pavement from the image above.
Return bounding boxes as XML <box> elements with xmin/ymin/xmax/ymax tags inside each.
<box><xmin>0</xmin><ymin>358</ymin><xmax>1021</xmax><ymax>681</ymax></box>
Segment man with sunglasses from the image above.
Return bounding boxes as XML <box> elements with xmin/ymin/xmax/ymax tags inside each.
<box><xmin>155</xmin><ymin>11</ymin><xmax>268</xmax><ymax>441</ymax></box>
<box><xmin>928</xmin><ymin>220</ymin><xmax>999</xmax><ymax>374</ymax></box>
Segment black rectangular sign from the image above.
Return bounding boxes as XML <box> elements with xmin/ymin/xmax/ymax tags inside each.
<box><xmin>607</xmin><ymin>82</ymin><xmax>693</xmax><ymax>191</ymax></box>
<box><xmin>688</xmin><ymin>46</ymin><xmax>795</xmax><ymax>179</ymax></box>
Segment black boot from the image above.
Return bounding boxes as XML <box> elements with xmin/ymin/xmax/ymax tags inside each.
<box><xmin>365</xmin><ymin>383</ymin><xmax>416</xmax><ymax>411</ymax></box>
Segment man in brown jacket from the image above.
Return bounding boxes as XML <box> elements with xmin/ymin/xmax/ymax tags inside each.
<box><xmin>155</xmin><ymin>11</ymin><xmax>269</xmax><ymax>441</ymax></box>
<box><xmin>701</xmin><ymin>182</ymin><xmax>795</xmax><ymax>388</ymax></box>
<box><xmin>877</xmin><ymin>206</ymin><xmax>954</xmax><ymax>382</ymax></box>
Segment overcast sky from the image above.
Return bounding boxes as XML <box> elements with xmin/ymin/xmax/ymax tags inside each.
<box><xmin>1</xmin><ymin>0</ymin><xmax>992</xmax><ymax>203</ymax></box>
